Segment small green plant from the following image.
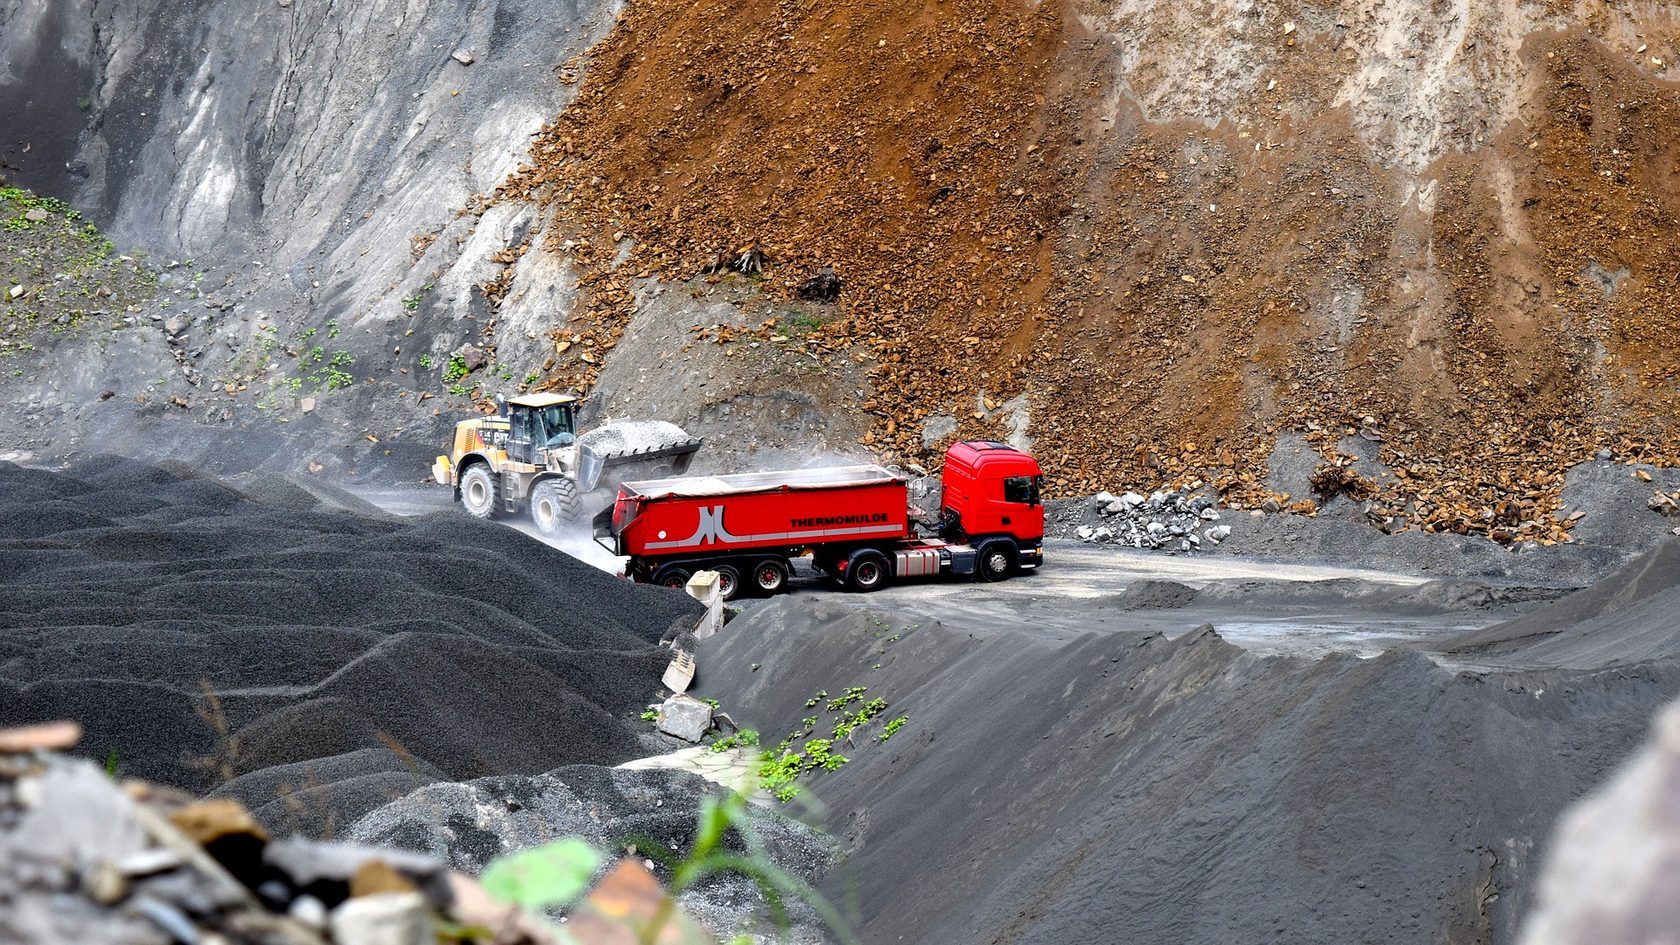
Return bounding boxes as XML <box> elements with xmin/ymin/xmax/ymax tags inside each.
<box><xmin>104</xmin><ymin>748</ymin><xmax>121</xmax><ymax>780</ymax></box>
<box><xmin>804</xmin><ymin>690</ymin><xmax>828</xmax><ymax>709</ymax></box>
<box><xmin>709</xmin><ymin>728</ymin><xmax>761</xmax><ymax>753</ymax></box>
<box><xmin>447</xmin><ymin>381</ymin><xmax>473</xmax><ymax>397</ymax></box>
<box><xmin>443</xmin><ymin>352</ymin><xmax>470</xmax><ymax>382</ymax></box>
<box><xmin>418</xmin><ymin>353</ymin><xmax>435</xmax><ymax>369</ymax></box>
<box><xmin>879</xmin><ymin>716</ymin><xmax>908</xmax><ymax>742</ymax></box>
<box><xmin>825</xmin><ymin>686</ymin><xmax>868</xmax><ymax>711</ymax></box>
<box><xmin>640</xmin><ymin>707</ymin><xmax>659</xmax><ymax>723</ymax></box>
<box><xmin>400</xmin><ymin>282</ymin><xmax>434</xmax><ymax>311</ymax></box>
<box><xmin>523</xmin><ymin>371</ymin><xmax>539</xmax><ymax>386</ymax></box>
<box><xmin>326</xmin><ymin>319</ymin><xmax>340</xmax><ymax>338</ymax></box>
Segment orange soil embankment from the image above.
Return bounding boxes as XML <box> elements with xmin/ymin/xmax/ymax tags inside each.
<box><xmin>505</xmin><ymin>1</ymin><xmax>1680</xmax><ymax>544</ymax></box>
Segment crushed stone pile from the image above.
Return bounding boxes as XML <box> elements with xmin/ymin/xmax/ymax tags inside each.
<box><xmin>0</xmin><ymin>457</ymin><xmax>701</xmax><ymax>831</ymax></box>
<box><xmin>0</xmin><ymin>737</ymin><xmax>725</xmax><ymax>945</ymax></box>
<box><xmin>578</xmin><ymin>420</ymin><xmax>697</xmax><ymax>457</ymax></box>
<box><xmin>1048</xmin><ymin>487</ymin><xmax>1231</xmax><ymax>552</ymax></box>
<box><xmin>350</xmin><ymin>764</ymin><xmax>837</xmax><ymax>940</ymax></box>
<box><xmin>698</xmin><ymin>594</ymin><xmax>1680</xmax><ymax>945</ymax></box>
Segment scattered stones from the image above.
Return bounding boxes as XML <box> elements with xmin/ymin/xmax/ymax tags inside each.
<box><xmin>656</xmin><ymin>693</ymin><xmax>714</xmax><ymax>742</ymax></box>
<box><xmin>23</xmin><ymin>208</ymin><xmax>50</xmax><ymax>222</ymax></box>
<box><xmin>1052</xmin><ymin>486</ymin><xmax>1230</xmax><ymax>553</ymax></box>
<box><xmin>7</xmin><ymin>285</ymin><xmax>23</xmax><ymax>300</ymax></box>
<box><xmin>450</xmin><ymin>49</ymin><xmax>474</xmax><ymax>65</ymax></box>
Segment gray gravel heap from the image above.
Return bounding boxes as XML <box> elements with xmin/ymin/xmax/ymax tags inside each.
<box><xmin>0</xmin><ymin>457</ymin><xmax>700</xmax><ymax>832</ymax></box>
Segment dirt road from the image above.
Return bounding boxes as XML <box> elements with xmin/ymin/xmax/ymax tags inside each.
<box><xmin>353</xmin><ymin>484</ymin><xmax>1515</xmax><ymax>658</ymax></box>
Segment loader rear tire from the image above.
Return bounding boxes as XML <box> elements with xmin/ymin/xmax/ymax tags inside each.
<box><xmin>460</xmin><ymin>465</ymin><xmax>501</xmax><ymax>520</ymax></box>
<box><xmin>530</xmin><ymin>478</ymin><xmax>580</xmax><ymax>537</ymax></box>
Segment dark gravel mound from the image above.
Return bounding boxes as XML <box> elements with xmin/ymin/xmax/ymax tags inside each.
<box><xmin>700</xmin><ymin>595</ymin><xmax>1680</xmax><ymax>945</ymax></box>
<box><xmin>1109</xmin><ymin>579</ymin><xmax>1200</xmax><ymax>609</ymax></box>
<box><xmin>1446</xmin><ymin>539</ymin><xmax>1680</xmax><ymax>665</ymax></box>
<box><xmin>0</xmin><ymin>458</ymin><xmax>700</xmax><ymax>828</ymax></box>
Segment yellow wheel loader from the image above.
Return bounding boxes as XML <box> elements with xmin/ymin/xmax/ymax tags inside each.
<box><xmin>431</xmin><ymin>393</ymin><xmax>701</xmax><ymax>536</ymax></box>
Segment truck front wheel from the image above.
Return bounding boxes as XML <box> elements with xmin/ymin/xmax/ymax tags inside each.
<box><xmin>459</xmin><ymin>465</ymin><xmax>500</xmax><ymax>520</ymax></box>
<box><xmin>976</xmin><ymin>541</ymin><xmax>1017</xmax><ymax>582</ymax></box>
<box><xmin>847</xmin><ymin>551</ymin><xmax>891</xmax><ymax>593</ymax></box>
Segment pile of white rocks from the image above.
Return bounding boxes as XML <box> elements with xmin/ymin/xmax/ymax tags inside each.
<box><xmin>1065</xmin><ymin>488</ymin><xmax>1232</xmax><ymax>553</ymax></box>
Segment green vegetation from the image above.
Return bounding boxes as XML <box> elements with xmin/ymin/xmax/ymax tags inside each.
<box><xmin>400</xmin><ymin>282</ymin><xmax>434</xmax><ymax>311</ymax></box>
<box><xmin>1</xmin><ymin>185</ymin><xmax>145</xmax><ymax>356</ymax></box>
<box><xmin>418</xmin><ymin>353</ymin><xmax>435</xmax><ymax>370</ymax></box>
<box><xmin>443</xmin><ymin>352</ymin><xmax>470</xmax><ymax>382</ymax></box>
<box><xmin>753</xmin><ymin>686</ymin><xmax>898</xmax><ymax>802</ymax></box>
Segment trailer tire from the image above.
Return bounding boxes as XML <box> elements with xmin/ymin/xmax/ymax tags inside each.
<box><xmin>751</xmin><ymin>559</ymin><xmax>790</xmax><ymax>596</ymax></box>
<box><xmin>529</xmin><ymin>478</ymin><xmax>580</xmax><ymax>536</ymax></box>
<box><xmin>712</xmin><ymin>565</ymin><xmax>742</xmax><ymax>601</ymax></box>
<box><xmin>976</xmin><ymin>540</ymin><xmax>1016</xmax><ymax>582</ymax></box>
<box><xmin>847</xmin><ymin>550</ymin><xmax>891</xmax><ymax>593</ymax></box>
<box><xmin>459</xmin><ymin>464</ymin><xmax>501</xmax><ymax>520</ymax></box>
<box><xmin>651</xmin><ymin>564</ymin><xmax>692</xmax><ymax>589</ymax></box>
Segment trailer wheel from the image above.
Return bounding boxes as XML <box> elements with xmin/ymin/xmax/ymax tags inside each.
<box><xmin>751</xmin><ymin>559</ymin><xmax>790</xmax><ymax>596</ymax></box>
<box><xmin>713</xmin><ymin>565</ymin><xmax>742</xmax><ymax>601</ymax></box>
<box><xmin>459</xmin><ymin>465</ymin><xmax>500</xmax><ymax>520</ymax></box>
<box><xmin>847</xmin><ymin>551</ymin><xmax>891</xmax><ymax>593</ymax></box>
<box><xmin>976</xmin><ymin>541</ymin><xmax>1016</xmax><ymax>582</ymax></box>
<box><xmin>652</xmin><ymin>564</ymin><xmax>692</xmax><ymax>589</ymax></box>
<box><xmin>529</xmin><ymin>478</ymin><xmax>580</xmax><ymax>536</ymax></box>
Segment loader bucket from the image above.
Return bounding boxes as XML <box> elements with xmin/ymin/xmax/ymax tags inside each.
<box><xmin>578</xmin><ymin>437</ymin><xmax>703</xmax><ymax>493</ymax></box>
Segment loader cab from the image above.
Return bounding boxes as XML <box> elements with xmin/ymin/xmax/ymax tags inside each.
<box><xmin>940</xmin><ymin>441</ymin><xmax>1045</xmax><ymax>542</ymax></box>
<box><xmin>505</xmin><ymin>393</ymin><xmax>579</xmax><ymax>465</ymax></box>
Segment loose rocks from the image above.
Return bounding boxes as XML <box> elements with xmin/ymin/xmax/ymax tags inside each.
<box><xmin>1052</xmin><ymin>486</ymin><xmax>1228</xmax><ymax>552</ymax></box>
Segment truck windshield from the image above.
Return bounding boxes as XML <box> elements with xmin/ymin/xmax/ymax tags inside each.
<box><xmin>536</xmin><ymin>405</ymin><xmax>576</xmax><ymax>448</ymax></box>
<box><xmin>1004</xmin><ymin>475</ymin><xmax>1040</xmax><ymax>505</ymax></box>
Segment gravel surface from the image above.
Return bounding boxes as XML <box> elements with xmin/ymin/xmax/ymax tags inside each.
<box><xmin>700</xmin><ymin>579</ymin><xmax>1680</xmax><ymax>945</ymax></box>
<box><xmin>0</xmin><ymin>457</ymin><xmax>700</xmax><ymax>829</ymax></box>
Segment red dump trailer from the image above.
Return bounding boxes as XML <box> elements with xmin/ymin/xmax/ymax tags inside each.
<box><xmin>596</xmin><ymin>441</ymin><xmax>1045</xmax><ymax>598</ymax></box>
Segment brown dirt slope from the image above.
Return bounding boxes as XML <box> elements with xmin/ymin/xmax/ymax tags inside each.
<box><xmin>506</xmin><ymin>0</ymin><xmax>1680</xmax><ymax>545</ymax></box>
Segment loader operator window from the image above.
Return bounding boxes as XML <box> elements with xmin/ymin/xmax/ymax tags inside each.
<box><xmin>1004</xmin><ymin>475</ymin><xmax>1040</xmax><ymax>505</ymax></box>
<box><xmin>535</xmin><ymin>405</ymin><xmax>576</xmax><ymax>448</ymax></box>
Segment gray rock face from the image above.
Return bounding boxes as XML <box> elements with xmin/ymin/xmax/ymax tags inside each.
<box><xmin>1520</xmin><ymin>698</ymin><xmax>1680</xmax><ymax>945</ymax></box>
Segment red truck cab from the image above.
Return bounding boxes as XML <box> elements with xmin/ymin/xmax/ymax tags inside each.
<box><xmin>938</xmin><ymin>440</ymin><xmax>1045</xmax><ymax>571</ymax></box>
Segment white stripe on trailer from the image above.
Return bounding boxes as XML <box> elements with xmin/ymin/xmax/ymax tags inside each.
<box><xmin>644</xmin><ymin>505</ymin><xmax>904</xmax><ymax>550</ymax></box>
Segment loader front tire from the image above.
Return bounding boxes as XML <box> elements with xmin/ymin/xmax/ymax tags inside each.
<box><xmin>530</xmin><ymin>478</ymin><xmax>581</xmax><ymax>537</ymax></box>
<box><xmin>460</xmin><ymin>465</ymin><xmax>500</xmax><ymax>520</ymax></box>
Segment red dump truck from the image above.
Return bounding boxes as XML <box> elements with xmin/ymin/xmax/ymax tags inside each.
<box><xmin>595</xmin><ymin>441</ymin><xmax>1045</xmax><ymax>598</ymax></box>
